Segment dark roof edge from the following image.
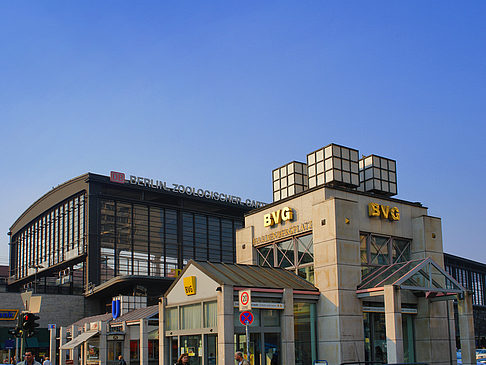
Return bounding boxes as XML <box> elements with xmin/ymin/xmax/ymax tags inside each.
<box><xmin>9</xmin><ymin>172</ymin><xmax>92</xmax><ymax>232</ymax></box>
<box><xmin>444</xmin><ymin>252</ymin><xmax>486</xmax><ymax>269</ymax></box>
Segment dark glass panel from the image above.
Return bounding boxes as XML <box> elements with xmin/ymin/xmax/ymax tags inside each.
<box><xmin>150</xmin><ymin>207</ymin><xmax>164</xmax><ymax>276</ymax></box>
<box><xmin>208</xmin><ymin>217</ymin><xmax>221</xmax><ymax>262</ymax></box>
<box><xmin>100</xmin><ymin>200</ymin><xmax>115</xmax><ymax>282</ymax></box>
<box><xmin>221</xmin><ymin>219</ymin><xmax>233</xmax><ymax>263</ymax></box>
<box><xmin>183</xmin><ymin>213</ymin><xmax>194</xmax><ymax>260</ymax></box>
<box><xmin>195</xmin><ymin>215</ymin><xmax>208</xmax><ymax>261</ymax></box>
<box><xmin>133</xmin><ymin>204</ymin><xmax>148</xmax><ymax>276</ymax></box>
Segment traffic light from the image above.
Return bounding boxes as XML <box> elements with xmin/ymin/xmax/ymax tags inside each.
<box><xmin>8</xmin><ymin>327</ymin><xmax>21</xmax><ymax>338</ymax></box>
<box><xmin>21</xmin><ymin>312</ymin><xmax>40</xmax><ymax>337</ymax></box>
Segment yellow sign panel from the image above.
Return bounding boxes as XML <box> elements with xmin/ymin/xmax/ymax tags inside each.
<box><xmin>183</xmin><ymin>276</ymin><xmax>196</xmax><ymax>296</ymax></box>
<box><xmin>0</xmin><ymin>310</ymin><xmax>18</xmax><ymax>321</ymax></box>
<box><xmin>263</xmin><ymin>207</ymin><xmax>294</xmax><ymax>227</ymax></box>
<box><xmin>368</xmin><ymin>202</ymin><xmax>400</xmax><ymax>221</ymax></box>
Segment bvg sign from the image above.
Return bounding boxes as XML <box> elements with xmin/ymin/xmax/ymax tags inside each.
<box><xmin>264</xmin><ymin>207</ymin><xmax>293</xmax><ymax>227</ymax></box>
<box><xmin>368</xmin><ymin>202</ymin><xmax>400</xmax><ymax>221</ymax></box>
<box><xmin>183</xmin><ymin>276</ymin><xmax>196</xmax><ymax>296</ymax></box>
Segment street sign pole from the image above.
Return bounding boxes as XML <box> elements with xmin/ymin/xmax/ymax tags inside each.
<box><xmin>246</xmin><ymin>322</ymin><xmax>250</xmax><ymax>362</ymax></box>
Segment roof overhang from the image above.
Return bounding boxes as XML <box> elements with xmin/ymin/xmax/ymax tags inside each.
<box><xmin>356</xmin><ymin>257</ymin><xmax>466</xmax><ymax>300</ymax></box>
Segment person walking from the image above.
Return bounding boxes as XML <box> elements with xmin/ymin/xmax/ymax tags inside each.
<box><xmin>175</xmin><ymin>353</ymin><xmax>189</xmax><ymax>365</ymax></box>
<box><xmin>234</xmin><ymin>351</ymin><xmax>250</xmax><ymax>365</ymax></box>
<box><xmin>117</xmin><ymin>355</ymin><xmax>126</xmax><ymax>365</ymax></box>
<box><xmin>16</xmin><ymin>350</ymin><xmax>41</xmax><ymax>365</ymax></box>
<box><xmin>42</xmin><ymin>357</ymin><xmax>51</xmax><ymax>365</ymax></box>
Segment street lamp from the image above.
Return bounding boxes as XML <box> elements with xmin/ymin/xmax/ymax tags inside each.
<box><xmin>29</xmin><ymin>264</ymin><xmax>44</xmax><ymax>293</ymax></box>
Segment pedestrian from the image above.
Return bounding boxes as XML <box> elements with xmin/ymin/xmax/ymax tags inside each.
<box><xmin>42</xmin><ymin>357</ymin><xmax>51</xmax><ymax>365</ymax></box>
<box><xmin>234</xmin><ymin>351</ymin><xmax>250</xmax><ymax>365</ymax></box>
<box><xmin>117</xmin><ymin>355</ymin><xmax>126</xmax><ymax>365</ymax></box>
<box><xmin>175</xmin><ymin>353</ymin><xmax>190</xmax><ymax>365</ymax></box>
<box><xmin>16</xmin><ymin>350</ymin><xmax>41</xmax><ymax>365</ymax></box>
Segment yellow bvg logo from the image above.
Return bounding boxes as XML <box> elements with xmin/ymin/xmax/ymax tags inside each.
<box><xmin>264</xmin><ymin>207</ymin><xmax>293</xmax><ymax>227</ymax></box>
<box><xmin>183</xmin><ymin>276</ymin><xmax>196</xmax><ymax>296</ymax></box>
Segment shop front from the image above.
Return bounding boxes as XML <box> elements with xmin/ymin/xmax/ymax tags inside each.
<box><xmin>159</xmin><ymin>260</ymin><xmax>320</xmax><ymax>365</ymax></box>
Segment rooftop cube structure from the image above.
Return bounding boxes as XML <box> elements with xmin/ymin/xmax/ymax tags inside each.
<box><xmin>358</xmin><ymin>154</ymin><xmax>397</xmax><ymax>196</ymax></box>
<box><xmin>306</xmin><ymin>143</ymin><xmax>359</xmax><ymax>189</ymax></box>
<box><xmin>272</xmin><ymin>161</ymin><xmax>308</xmax><ymax>202</ymax></box>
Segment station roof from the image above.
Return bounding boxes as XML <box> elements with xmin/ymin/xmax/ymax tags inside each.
<box><xmin>172</xmin><ymin>260</ymin><xmax>319</xmax><ymax>292</ymax></box>
<box><xmin>111</xmin><ymin>305</ymin><xmax>158</xmax><ymax>325</ymax></box>
<box><xmin>356</xmin><ymin>257</ymin><xmax>465</xmax><ymax>298</ymax></box>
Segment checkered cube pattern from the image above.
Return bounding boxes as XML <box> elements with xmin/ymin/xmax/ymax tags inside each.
<box><xmin>358</xmin><ymin>155</ymin><xmax>397</xmax><ymax>196</ymax></box>
<box><xmin>272</xmin><ymin>161</ymin><xmax>308</xmax><ymax>202</ymax></box>
<box><xmin>306</xmin><ymin>144</ymin><xmax>360</xmax><ymax>189</ymax></box>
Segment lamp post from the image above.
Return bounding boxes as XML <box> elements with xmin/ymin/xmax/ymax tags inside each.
<box><xmin>29</xmin><ymin>264</ymin><xmax>44</xmax><ymax>293</ymax></box>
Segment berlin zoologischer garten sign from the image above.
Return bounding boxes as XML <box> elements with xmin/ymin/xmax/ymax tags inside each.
<box><xmin>110</xmin><ymin>171</ymin><xmax>266</xmax><ymax>209</ymax></box>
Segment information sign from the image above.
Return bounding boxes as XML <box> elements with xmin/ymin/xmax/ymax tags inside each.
<box><xmin>239</xmin><ymin>311</ymin><xmax>254</xmax><ymax>326</ymax></box>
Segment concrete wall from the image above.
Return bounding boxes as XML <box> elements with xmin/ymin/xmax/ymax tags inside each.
<box><xmin>0</xmin><ymin>292</ymin><xmax>91</xmax><ymax>328</ymax></box>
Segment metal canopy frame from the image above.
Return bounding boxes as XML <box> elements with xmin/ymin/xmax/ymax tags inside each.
<box><xmin>356</xmin><ymin>257</ymin><xmax>466</xmax><ymax>299</ymax></box>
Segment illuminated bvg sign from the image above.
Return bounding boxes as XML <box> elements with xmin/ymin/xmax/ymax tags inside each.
<box><xmin>264</xmin><ymin>207</ymin><xmax>293</xmax><ymax>227</ymax></box>
<box><xmin>368</xmin><ymin>202</ymin><xmax>400</xmax><ymax>221</ymax></box>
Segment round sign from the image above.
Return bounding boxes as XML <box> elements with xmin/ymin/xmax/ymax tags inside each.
<box><xmin>240</xmin><ymin>291</ymin><xmax>250</xmax><ymax>306</ymax></box>
<box><xmin>239</xmin><ymin>311</ymin><xmax>253</xmax><ymax>326</ymax></box>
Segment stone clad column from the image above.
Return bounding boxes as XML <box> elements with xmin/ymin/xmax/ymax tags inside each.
<box><xmin>458</xmin><ymin>292</ymin><xmax>476</xmax><ymax>365</ymax></box>
<box><xmin>217</xmin><ymin>285</ymin><xmax>234</xmax><ymax>365</ymax></box>
<box><xmin>384</xmin><ymin>285</ymin><xmax>404</xmax><ymax>364</ymax></box>
<box><xmin>140</xmin><ymin>319</ymin><xmax>148</xmax><ymax>365</ymax></box>
<box><xmin>313</xmin><ymin>197</ymin><xmax>363</xmax><ymax>364</ymax></box>
<box><xmin>99</xmin><ymin>321</ymin><xmax>107</xmax><ymax>365</ymax></box>
<box><xmin>50</xmin><ymin>326</ymin><xmax>58</xmax><ymax>365</ymax></box>
<box><xmin>281</xmin><ymin>288</ymin><xmax>295</xmax><ymax>365</ymax></box>
<box><xmin>159</xmin><ymin>298</ymin><xmax>166</xmax><ymax>365</ymax></box>
<box><xmin>59</xmin><ymin>326</ymin><xmax>67</xmax><ymax>365</ymax></box>
<box><xmin>71</xmin><ymin>325</ymin><xmax>79</xmax><ymax>365</ymax></box>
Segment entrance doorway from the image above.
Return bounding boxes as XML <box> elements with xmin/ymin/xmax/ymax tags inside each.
<box><xmin>364</xmin><ymin>312</ymin><xmax>415</xmax><ymax>363</ymax></box>
<box><xmin>180</xmin><ymin>335</ymin><xmax>202</xmax><ymax>365</ymax></box>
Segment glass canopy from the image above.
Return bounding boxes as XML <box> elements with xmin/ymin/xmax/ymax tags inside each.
<box><xmin>357</xmin><ymin>257</ymin><xmax>465</xmax><ymax>296</ymax></box>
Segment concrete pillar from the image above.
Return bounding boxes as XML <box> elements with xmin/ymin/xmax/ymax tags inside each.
<box><xmin>281</xmin><ymin>288</ymin><xmax>295</xmax><ymax>365</ymax></box>
<box><xmin>122</xmin><ymin>322</ymin><xmax>130</xmax><ymax>365</ymax></box>
<box><xmin>59</xmin><ymin>326</ymin><xmax>67</xmax><ymax>365</ymax></box>
<box><xmin>49</xmin><ymin>326</ymin><xmax>57</xmax><ymax>365</ymax></box>
<box><xmin>80</xmin><ymin>341</ymin><xmax>85</xmax><ymax>365</ymax></box>
<box><xmin>313</xmin><ymin>198</ymin><xmax>364</xmax><ymax>365</ymax></box>
<box><xmin>384</xmin><ymin>285</ymin><xmax>404</xmax><ymax>364</ymax></box>
<box><xmin>217</xmin><ymin>285</ymin><xmax>234</xmax><ymax>365</ymax></box>
<box><xmin>458</xmin><ymin>292</ymin><xmax>476</xmax><ymax>365</ymax></box>
<box><xmin>99</xmin><ymin>321</ymin><xmax>107</xmax><ymax>365</ymax></box>
<box><xmin>71</xmin><ymin>325</ymin><xmax>79</xmax><ymax>365</ymax></box>
<box><xmin>159</xmin><ymin>298</ymin><xmax>166</xmax><ymax>365</ymax></box>
<box><xmin>140</xmin><ymin>319</ymin><xmax>148</xmax><ymax>365</ymax></box>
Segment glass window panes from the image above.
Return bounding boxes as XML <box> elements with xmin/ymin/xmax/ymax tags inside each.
<box><xmin>181</xmin><ymin>303</ymin><xmax>201</xmax><ymax>329</ymax></box>
<box><xmin>370</xmin><ymin>236</ymin><xmax>389</xmax><ymax>266</ymax></box>
<box><xmin>262</xmin><ymin>309</ymin><xmax>280</xmax><ymax>327</ymax></box>
<box><xmin>276</xmin><ymin>239</ymin><xmax>294</xmax><ymax>268</ymax></box>
<box><xmin>166</xmin><ymin>307</ymin><xmax>178</xmax><ymax>331</ymax></box>
<box><xmin>204</xmin><ymin>301</ymin><xmax>217</xmax><ymax>328</ymax></box>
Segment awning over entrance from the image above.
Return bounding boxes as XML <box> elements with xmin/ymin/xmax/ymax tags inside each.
<box><xmin>356</xmin><ymin>257</ymin><xmax>466</xmax><ymax>298</ymax></box>
<box><xmin>60</xmin><ymin>330</ymin><xmax>98</xmax><ymax>350</ymax></box>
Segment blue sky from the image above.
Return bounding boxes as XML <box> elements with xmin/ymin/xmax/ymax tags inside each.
<box><xmin>1</xmin><ymin>1</ymin><xmax>485</xmax><ymax>266</ymax></box>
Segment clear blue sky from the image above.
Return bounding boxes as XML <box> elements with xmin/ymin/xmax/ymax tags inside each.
<box><xmin>1</xmin><ymin>1</ymin><xmax>485</xmax><ymax>266</ymax></box>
